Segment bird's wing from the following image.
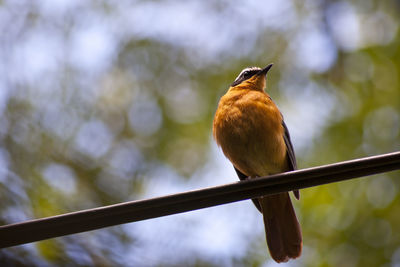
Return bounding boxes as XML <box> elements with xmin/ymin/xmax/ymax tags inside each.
<box><xmin>282</xmin><ymin>120</ymin><xmax>300</xmax><ymax>200</ymax></box>
<box><xmin>234</xmin><ymin>167</ymin><xmax>263</xmax><ymax>212</ymax></box>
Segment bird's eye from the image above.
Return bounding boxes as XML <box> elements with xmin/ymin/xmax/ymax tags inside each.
<box><xmin>243</xmin><ymin>71</ymin><xmax>249</xmax><ymax>77</ymax></box>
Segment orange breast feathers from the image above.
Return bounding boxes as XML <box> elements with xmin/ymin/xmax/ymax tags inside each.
<box><xmin>213</xmin><ymin>88</ymin><xmax>288</xmax><ymax>177</ymax></box>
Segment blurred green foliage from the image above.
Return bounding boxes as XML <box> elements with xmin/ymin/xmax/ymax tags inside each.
<box><xmin>0</xmin><ymin>0</ymin><xmax>399</xmax><ymax>266</ymax></box>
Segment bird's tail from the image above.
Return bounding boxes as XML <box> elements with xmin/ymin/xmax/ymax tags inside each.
<box><xmin>259</xmin><ymin>193</ymin><xmax>302</xmax><ymax>263</ymax></box>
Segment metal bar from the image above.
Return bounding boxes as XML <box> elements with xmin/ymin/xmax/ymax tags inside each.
<box><xmin>1</xmin><ymin>151</ymin><xmax>399</xmax><ymax>248</ymax></box>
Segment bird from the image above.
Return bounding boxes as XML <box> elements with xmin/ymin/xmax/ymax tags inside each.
<box><xmin>212</xmin><ymin>64</ymin><xmax>302</xmax><ymax>263</ymax></box>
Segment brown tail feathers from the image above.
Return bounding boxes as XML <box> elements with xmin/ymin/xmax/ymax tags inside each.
<box><xmin>259</xmin><ymin>193</ymin><xmax>302</xmax><ymax>263</ymax></box>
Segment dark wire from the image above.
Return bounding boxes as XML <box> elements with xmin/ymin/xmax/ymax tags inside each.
<box><xmin>1</xmin><ymin>151</ymin><xmax>399</xmax><ymax>248</ymax></box>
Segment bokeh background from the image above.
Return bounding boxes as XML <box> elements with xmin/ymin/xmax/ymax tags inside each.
<box><xmin>1</xmin><ymin>0</ymin><xmax>400</xmax><ymax>266</ymax></box>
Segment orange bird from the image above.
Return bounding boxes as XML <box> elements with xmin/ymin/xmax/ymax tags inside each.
<box><xmin>213</xmin><ymin>64</ymin><xmax>302</xmax><ymax>263</ymax></box>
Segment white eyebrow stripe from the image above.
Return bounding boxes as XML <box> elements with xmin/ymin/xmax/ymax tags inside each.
<box><xmin>233</xmin><ymin>67</ymin><xmax>261</xmax><ymax>83</ymax></box>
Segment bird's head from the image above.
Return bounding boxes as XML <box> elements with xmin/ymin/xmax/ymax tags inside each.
<box><xmin>230</xmin><ymin>64</ymin><xmax>273</xmax><ymax>91</ymax></box>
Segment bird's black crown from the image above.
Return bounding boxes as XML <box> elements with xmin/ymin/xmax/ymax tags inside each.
<box><xmin>231</xmin><ymin>67</ymin><xmax>262</xmax><ymax>87</ymax></box>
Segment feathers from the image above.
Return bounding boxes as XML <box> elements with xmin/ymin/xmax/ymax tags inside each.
<box><xmin>213</xmin><ymin>88</ymin><xmax>287</xmax><ymax>177</ymax></box>
<box><xmin>260</xmin><ymin>193</ymin><xmax>302</xmax><ymax>263</ymax></box>
<box><xmin>213</xmin><ymin>65</ymin><xmax>302</xmax><ymax>263</ymax></box>
<box><xmin>234</xmin><ymin>167</ymin><xmax>262</xmax><ymax>212</ymax></box>
<box><xmin>282</xmin><ymin>120</ymin><xmax>300</xmax><ymax>200</ymax></box>
<box><xmin>233</xmin><ymin>120</ymin><xmax>300</xmax><ymax>213</ymax></box>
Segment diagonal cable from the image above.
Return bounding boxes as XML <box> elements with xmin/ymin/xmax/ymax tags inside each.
<box><xmin>0</xmin><ymin>151</ymin><xmax>399</xmax><ymax>248</ymax></box>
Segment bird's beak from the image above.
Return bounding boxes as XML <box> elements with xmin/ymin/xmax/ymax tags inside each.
<box><xmin>257</xmin><ymin>63</ymin><xmax>273</xmax><ymax>76</ymax></box>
